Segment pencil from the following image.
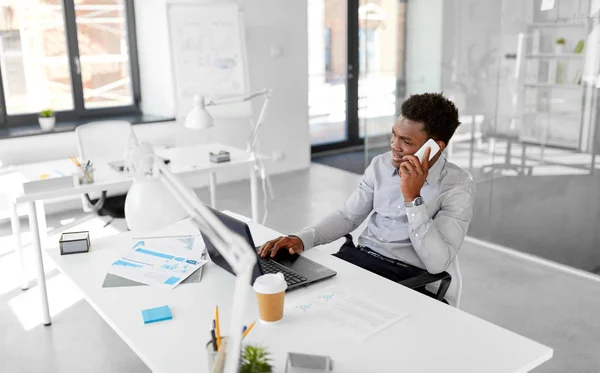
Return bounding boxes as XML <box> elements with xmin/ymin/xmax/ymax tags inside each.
<box><xmin>242</xmin><ymin>321</ymin><xmax>255</xmax><ymax>339</ymax></box>
<box><xmin>69</xmin><ymin>156</ymin><xmax>81</xmax><ymax>167</ymax></box>
<box><xmin>215</xmin><ymin>306</ymin><xmax>221</xmax><ymax>350</ymax></box>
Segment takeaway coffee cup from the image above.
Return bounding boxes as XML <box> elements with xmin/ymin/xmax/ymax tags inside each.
<box><xmin>253</xmin><ymin>273</ymin><xmax>287</xmax><ymax>323</ymax></box>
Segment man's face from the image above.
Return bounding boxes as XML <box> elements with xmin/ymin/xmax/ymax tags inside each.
<box><xmin>390</xmin><ymin>116</ymin><xmax>429</xmax><ymax>169</ymax></box>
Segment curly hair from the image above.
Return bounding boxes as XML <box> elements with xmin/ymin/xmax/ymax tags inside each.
<box><xmin>400</xmin><ymin>93</ymin><xmax>461</xmax><ymax>145</ymax></box>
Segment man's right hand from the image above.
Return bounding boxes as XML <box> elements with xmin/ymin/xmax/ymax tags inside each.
<box><xmin>257</xmin><ymin>236</ymin><xmax>304</xmax><ymax>258</ymax></box>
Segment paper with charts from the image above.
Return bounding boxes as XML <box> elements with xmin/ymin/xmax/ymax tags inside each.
<box><xmin>107</xmin><ymin>236</ymin><xmax>207</xmax><ymax>289</ymax></box>
<box><xmin>288</xmin><ymin>286</ymin><xmax>408</xmax><ymax>341</ymax></box>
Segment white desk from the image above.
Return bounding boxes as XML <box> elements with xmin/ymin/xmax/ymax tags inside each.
<box><xmin>2</xmin><ymin>143</ymin><xmax>258</xmax><ymax>326</ymax></box>
<box><xmin>46</xmin><ymin>218</ymin><xmax>553</xmax><ymax>373</ymax></box>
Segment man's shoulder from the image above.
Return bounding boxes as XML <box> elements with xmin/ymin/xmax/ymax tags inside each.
<box><xmin>370</xmin><ymin>151</ymin><xmax>393</xmax><ymax>169</ymax></box>
<box><xmin>442</xmin><ymin>160</ymin><xmax>475</xmax><ymax>192</ymax></box>
<box><xmin>364</xmin><ymin>152</ymin><xmax>393</xmax><ymax>174</ymax></box>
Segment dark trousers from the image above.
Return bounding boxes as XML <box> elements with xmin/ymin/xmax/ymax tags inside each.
<box><xmin>333</xmin><ymin>235</ymin><xmax>430</xmax><ymax>296</ymax></box>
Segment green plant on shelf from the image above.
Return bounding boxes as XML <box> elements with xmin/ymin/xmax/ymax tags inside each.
<box><xmin>240</xmin><ymin>345</ymin><xmax>272</xmax><ymax>373</ymax></box>
<box><xmin>555</xmin><ymin>37</ymin><xmax>566</xmax><ymax>45</ymax></box>
<box><xmin>39</xmin><ymin>108</ymin><xmax>54</xmax><ymax>118</ymax></box>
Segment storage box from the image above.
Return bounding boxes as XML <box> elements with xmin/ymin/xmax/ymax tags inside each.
<box><xmin>59</xmin><ymin>231</ymin><xmax>90</xmax><ymax>255</ymax></box>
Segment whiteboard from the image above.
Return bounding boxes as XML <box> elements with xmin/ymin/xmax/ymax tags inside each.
<box><xmin>167</xmin><ymin>2</ymin><xmax>251</xmax><ymax>121</ymax></box>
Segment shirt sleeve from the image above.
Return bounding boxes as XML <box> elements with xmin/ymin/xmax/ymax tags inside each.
<box><xmin>292</xmin><ymin>161</ymin><xmax>376</xmax><ymax>250</ymax></box>
<box><xmin>406</xmin><ymin>178</ymin><xmax>475</xmax><ymax>274</ymax></box>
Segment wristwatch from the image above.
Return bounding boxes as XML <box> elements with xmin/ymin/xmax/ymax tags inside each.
<box><xmin>404</xmin><ymin>196</ymin><xmax>424</xmax><ymax>208</ymax></box>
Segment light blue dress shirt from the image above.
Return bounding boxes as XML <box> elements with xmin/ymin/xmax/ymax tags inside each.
<box><xmin>294</xmin><ymin>151</ymin><xmax>475</xmax><ymax>274</ymax></box>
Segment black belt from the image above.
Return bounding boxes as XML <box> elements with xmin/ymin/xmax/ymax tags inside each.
<box><xmin>356</xmin><ymin>245</ymin><xmax>410</xmax><ymax>268</ymax></box>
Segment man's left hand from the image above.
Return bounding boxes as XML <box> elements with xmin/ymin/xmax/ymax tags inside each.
<box><xmin>399</xmin><ymin>147</ymin><xmax>431</xmax><ymax>201</ymax></box>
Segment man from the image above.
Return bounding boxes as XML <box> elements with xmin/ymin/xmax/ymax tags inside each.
<box><xmin>258</xmin><ymin>93</ymin><xmax>475</xmax><ymax>301</ymax></box>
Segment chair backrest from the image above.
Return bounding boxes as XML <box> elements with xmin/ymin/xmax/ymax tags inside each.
<box><xmin>75</xmin><ymin>121</ymin><xmax>133</xmax><ymax>212</ymax></box>
<box><xmin>447</xmin><ymin>255</ymin><xmax>463</xmax><ymax>308</ymax></box>
<box><xmin>424</xmin><ymin>254</ymin><xmax>463</xmax><ymax>308</ymax></box>
<box><xmin>75</xmin><ymin>121</ymin><xmax>133</xmax><ymax>162</ymax></box>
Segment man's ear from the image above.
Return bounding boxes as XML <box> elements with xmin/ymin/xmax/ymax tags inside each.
<box><xmin>437</xmin><ymin>140</ymin><xmax>446</xmax><ymax>153</ymax></box>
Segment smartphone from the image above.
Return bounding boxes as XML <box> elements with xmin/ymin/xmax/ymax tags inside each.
<box><xmin>414</xmin><ymin>138</ymin><xmax>441</xmax><ymax>164</ymax></box>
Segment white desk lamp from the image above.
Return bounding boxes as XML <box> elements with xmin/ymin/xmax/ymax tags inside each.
<box><xmin>185</xmin><ymin>89</ymin><xmax>275</xmax><ymax>224</ymax></box>
<box><xmin>124</xmin><ymin>142</ymin><xmax>257</xmax><ymax>373</ymax></box>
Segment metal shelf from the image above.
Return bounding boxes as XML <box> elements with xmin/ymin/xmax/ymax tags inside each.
<box><xmin>524</xmin><ymin>82</ymin><xmax>581</xmax><ymax>89</ymax></box>
<box><xmin>527</xmin><ymin>21</ymin><xmax>588</xmax><ymax>28</ymax></box>
<box><xmin>526</xmin><ymin>53</ymin><xmax>584</xmax><ymax>59</ymax></box>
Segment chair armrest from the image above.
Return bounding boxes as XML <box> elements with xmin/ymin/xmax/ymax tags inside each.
<box><xmin>398</xmin><ymin>271</ymin><xmax>452</xmax><ymax>302</ymax></box>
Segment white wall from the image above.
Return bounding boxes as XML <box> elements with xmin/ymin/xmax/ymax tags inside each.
<box><xmin>405</xmin><ymin>0</ymin><xmax>443</xmax><ymax>95</ymax></box>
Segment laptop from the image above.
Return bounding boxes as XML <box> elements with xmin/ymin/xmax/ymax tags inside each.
<box><xmin>201</xmin><ymin>208</ymin><xmax>337</xmax><ymax>291</ymax></box>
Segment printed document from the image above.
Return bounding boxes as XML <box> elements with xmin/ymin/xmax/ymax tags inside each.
<box><xmin>287</xmin><ymin>286</ymin><xmax>408</xmax><ymax>341</ymax></box>
<box><xmin>107</xmin><ymin>235</ymin><xmax>207</xmax><ymax>288</ymax></box>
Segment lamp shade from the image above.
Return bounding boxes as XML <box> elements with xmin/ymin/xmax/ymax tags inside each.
<box><xmin>185</xmin><ymin>95</ymin><xmax>214</xmax><ymax>130</ymax></box>
<box><xmin>125</xmin><ymin>177</ymin><xmax>188</xmax><ymax>231</ymax></box>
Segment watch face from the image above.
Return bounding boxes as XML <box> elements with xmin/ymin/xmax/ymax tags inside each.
<box><xmin>414</xmin><ymin>197</ymin><xmax>424</xmax><ymax>206</ymax></box>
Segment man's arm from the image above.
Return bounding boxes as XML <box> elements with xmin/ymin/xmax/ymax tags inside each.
<box><xmin>293</xmin><ymin>164</ymin><xmax>376</xmax><ymax>250</ymax></box>
<box><xmin>259</xmin><ymin>161</ymin><xmax>376</xmax><ymax>258</ymax></box>
<box><xmin>406</xmin><ymin>179</ymin><xmax>475</xmax><ymax>274</ymax></box>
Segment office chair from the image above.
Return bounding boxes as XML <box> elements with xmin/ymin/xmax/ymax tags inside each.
<box><xmin>342</xmin><ymin>234</ymin><xmax>463</xmax><ymax>308</ymax></box>
<box><xmin>400</xmin><ymin>254</ymin><xmax>463</xmax><ymax>308</ymax></box>
<box><xmin>75</xmin><ymin>120</ymin><xmax>134</xmax><ymax>226</ymax></box>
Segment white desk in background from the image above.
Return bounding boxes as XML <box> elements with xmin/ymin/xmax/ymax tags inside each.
<box><xmin>45</xmin><ymin>217</ymin><xmax>553</xmax><ymax>373</ymax></box>
<box><xmin>1</xmin><ymin>143</ymin><xmax>259</xmax><ymax>326</ymax></box>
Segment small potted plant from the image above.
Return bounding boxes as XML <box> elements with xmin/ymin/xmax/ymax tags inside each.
<box><xmin>555</xmin><ymin>38</ymin><xmax>566</xmax><ymax>54</ymax></box>
<box><xmin>38</xmin><ymin>108</ymin><xmax>56</xmax><ymax>132</ymax></box>
<box><xmin>240</xmin><ymin>345</ymin><xmax>272</xmax><ymax>373</ymax></box>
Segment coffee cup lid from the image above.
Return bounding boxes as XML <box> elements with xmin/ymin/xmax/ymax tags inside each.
<box><xmin>253</xmin><ymin>273</ymin><xmax>287</xmax><ymax>294</ymax></box>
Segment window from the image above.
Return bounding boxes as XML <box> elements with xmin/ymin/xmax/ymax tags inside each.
<box><xmin>0</xmin><ymin>0</ymin><xmax>140</xmax><ymax>127</ymax></box>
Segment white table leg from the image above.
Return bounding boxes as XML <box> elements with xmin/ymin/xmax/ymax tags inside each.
<box><xmin>209</xmin><ymin>172</ymin><xmax>217</xmax><ymax>209</ymax></box>
<box><xmin>27</xmin><ymin>201</ymin><xmax>51</xmax><ymax>326</ymax></box>
<box><xmin>35</xmin><ymin>200</ymin><xmax>48</xmax><ymax>244</ymax></box>
<box><xmin>10</xmin><ymin>201</ymin><xmax>28</xmax><ymax>290</ymax></box>
<box><xmin>250</xmin><ymin>164</ymin><xmax>259</xmax><ymax>222</ymax></box>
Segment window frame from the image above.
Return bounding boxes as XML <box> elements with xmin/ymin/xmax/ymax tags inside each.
<box><xmin>0</xmin><ymin>0</ymin><xmax>141</xmax><ymax>129</ymax></box>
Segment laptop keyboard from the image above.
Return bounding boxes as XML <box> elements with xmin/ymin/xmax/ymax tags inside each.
<box><xmin>259</xmin><ymin>258</ymin><xmax>308</xmax><ymax>286</ymax></box>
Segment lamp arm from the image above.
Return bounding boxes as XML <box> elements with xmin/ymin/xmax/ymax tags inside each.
<box><xmin>246</xmin><ymin>89</ymin><xmax>272</xmax><ymax>151</ymax></box>
<box><xmin>205</xmin><ymin>89</ymin><xmax>271</xmax><ymax>106</ymax></box>
<box><xmin>154</xmin><ymin>160</ymin><xmax>256</xmax><ymax>373</ymax></box>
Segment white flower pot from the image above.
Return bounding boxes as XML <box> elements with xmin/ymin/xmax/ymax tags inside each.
<box><xmin>38</xmin><ymin>116</ymin><xmax>56</xmax><ymax>132</ymax></box>
<box><xmin>555</xmin><ymin>44</ymin><xmax>564</xmax><ymax>54</ymax></box>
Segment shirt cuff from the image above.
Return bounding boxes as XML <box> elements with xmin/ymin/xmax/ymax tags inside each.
<box><xmin>406</xmin><ymin>203</ymin><xmax>429</xmax><ymax>227</ymax></box>
<box><xmin>290</xmin><ymin>228</ymin><xmax>315</xmax><ymax>251</ymax></box>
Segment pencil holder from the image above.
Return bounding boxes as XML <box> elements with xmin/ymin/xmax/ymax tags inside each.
<box><xmin>206</xmin><ymin>337</ymin><xmax>245</xmax><ymax>373</ymax></box>
<box><xmin>77</xmin><ymin>167</ymin><xmax>95</xmax><ymax>184</ymax></box>
<box><xmin>206</xmin><ymin>336</ymin><xmax>228</xmax><ymax>373</ymax></box>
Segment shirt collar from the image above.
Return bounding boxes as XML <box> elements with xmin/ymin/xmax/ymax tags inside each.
<box><xmin>391</xmin><ymin>151</ymin><xmax>446</xmax><ymax>186</ymax></box>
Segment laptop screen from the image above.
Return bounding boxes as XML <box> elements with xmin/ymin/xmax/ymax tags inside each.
<box><xmin>200</xmin><ymin>207</ymin><xmax>263</xmax><ymax>281</ymax></box>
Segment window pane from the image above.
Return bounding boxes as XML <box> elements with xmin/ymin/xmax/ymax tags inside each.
<box><xmin>359</xmin><ymin>0</ymin><xmax>406</xmax><ymax>139</ymax></box>
<box><xmin>75</xmin><ymin>0</ymin><xmax>133</xmax><ymax>109</ymax></box>
<box><xmin>308</xmin><ymin>0</ymin><xmax>348</xmax><ymax>146</ymax></box>
<box><xmin>0</xmin><ymin>1</ymin><xmax>74</xmax><ymax>115</ymax></box>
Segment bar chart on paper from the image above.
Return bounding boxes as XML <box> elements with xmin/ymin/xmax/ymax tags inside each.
<box><xmin>106</xmin><ymin>236</ymin><xmax>208</xmax><ymax>288</ymax></box>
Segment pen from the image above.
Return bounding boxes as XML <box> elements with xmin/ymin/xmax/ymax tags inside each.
<box><xmin>215</xmin><ymin>306</ymin><xmax>221</xmax><ymax>350</ymax></box>
<box><xmin>242</xmin><ymin>321</ymin><xmax>255</xmax><ymax>339</ymax></box>
<box><xmin>210</xmin><ymin>325</ymin><xmax>218</xmax><ymax>351</ymax></box>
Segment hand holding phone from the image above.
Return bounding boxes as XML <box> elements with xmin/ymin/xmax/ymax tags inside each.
<box><xmin>414</xmin><ymin>138</ymin><xmax>441</xmax><ymax>164</ymax></box>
